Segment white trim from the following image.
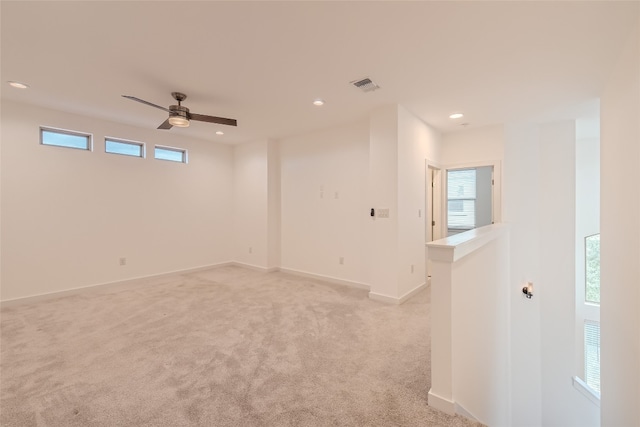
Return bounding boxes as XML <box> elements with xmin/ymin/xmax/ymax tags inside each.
<box><xmin>428</xmin><ymin>389</ymin><xmax>456</xmax><ymax>415</ymax></box>
<box><xmin>230</xmin><ymin>262</ymin><xmax>279</xmax><ymax>273</ymax></box>
<box><xmin>455</xmin><ymin>402</ymin><xmax>480</xmax><ymax>422</ymax></box>
<box><xmin>368</xmin><ymin>292</ymin><xmax>400</xmax><ymax>304</ymax></box>
<box><xmin>427</xmin><ymin>223</ymin><xmax>509</xmax><ymax>263</ymax></box>
<box><xmin>0</xmin><ymin>262</ymin><xmax>233</xmax><ymax>307</ymax></box>
<box><xmin>399</xmin><ymin>282</ymin><xmax>428</xmax><ymax>303</ymax></box>
<box><xmin>572</xmin><ymin>376</ymin><xmax>601</xmax><ymax>407</ymax></box>
<box><xmin>368</xmin><ymin>282</ymin><xmax>427</xmax><ymax>305</ymax></box>
<box><xmin>278</xmin><ymin>267</ymin><xmax>369</xmax><ymax>291</ymax></box>
<box><xmin>426</xmin><ymin>158</ymin><xmax>443</xmax><ymax>170</ymax></box>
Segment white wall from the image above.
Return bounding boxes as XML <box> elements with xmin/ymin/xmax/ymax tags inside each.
<box><xmin>1</xmin><ymin>100</ymin><xmax>233</xmax><ymax>301</ymax></box>
<box><xmin>450</xmin><ymin>230</ymin><xmax>510</xmax><ymax>426</ymax></box>
<box><xmin>279</xmin><ymin>120</ymin><xmax>369</xmax><ymax>286</ymax></box>
<box><xmin>267</xmin><ymin>141</ymin><xmax>281</xmax><ymax>269</ymax></box>
<box><xmin>368</xmin><ymin>105</ymin><xmax>400</xmax><ymax>296</ymax></box>
<box><xmin>441</xmin><ymin>125</ymin><xmax>504</xmax><ymax>166</ymax></box>
<box><xmin>233</xmin><ymin>139</ymin><xmax>269</xmax><ymax>269</ymax></box>
<box><xmin>397</xmin><ymin>105</ymin><xmax>440</xmax><ymax>297</ymax></box>
<box><xmin>440</xmin><ymin>124</ymin><xmax>504</xmax><ymax>232</ymax></box>
<box><xmin>233</xmin><ymin>139</ymin><xmax>280</xmax><ymax>270</ymax></box>
<box><xmin>574</xmin><ymin>132</ymin><xmax>600</xmax><ymax>379</ymax></box>
<box><xmin>368</xmin><ymin>105</ymin><xmax>441</xmax><ymax>300</ymax></box>
<box><xmin>503</xmin><ymin>122</ymin><xmax>542</xmax><ymax>427</ymax></box>
<box><xmin>538</xmin><ymin>121</ymin><xmax>599</xmax><ymax>427</ymax></box>
<box><xmin>600</xmin><ymin>21</ymin><xmax>640</xmax><ymax>427</ymax></box>
<box><xmin>504</xmin><ymin>120</ymin><xmax>601</xmax><ymax>426</ymax></box>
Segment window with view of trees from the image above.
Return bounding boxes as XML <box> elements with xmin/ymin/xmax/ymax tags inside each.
<box><xmin>585</xmin><ymin>234</ymin><xmax>600</xmax><ymax>304</ymax></box>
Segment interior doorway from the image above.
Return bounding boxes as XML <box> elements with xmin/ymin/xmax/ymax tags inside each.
<box><xmin>426</xmin><ymin>165</ymin><xmax>442</xmax><ymax>243</ymax></box>
<box><xmin>426</xmin><ymin>164</ymin><xmax>442</xmax><ymax>279</ymax></box>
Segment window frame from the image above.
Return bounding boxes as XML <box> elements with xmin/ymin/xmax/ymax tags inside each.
<box><xmin>40</xmin><ymin>126</ymin><xmax>93</xmax><ymax>151</ymax></box>
<box><xmin>154</xmin><ymin>145</ymin><xmax>188</xmax><ymax>164</ymax></box>
<box><xmin>446</xmin><ymin>168</ymin><xmax>478</xmax><ymax>232</ymax></box>
<box><xmin>105</xmin><ymin>136</ymin><xmax>146</xmax><ymax>158</ymax></box>
<box><xmin>575</xmin><ymin>232</ymin><xmax>601</xmax><ymax>401</ymax></box>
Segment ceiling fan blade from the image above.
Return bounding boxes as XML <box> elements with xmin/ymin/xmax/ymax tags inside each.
<box><xmin>122</xmin><ymin>95</ymin><xmax>170</xmax><ymax>112</ymax></box>
<box><xmin>157</xmin><ymin>118</ymin><xmax>173</xmax><ymax>130</ymax></box>
<box><xmin>189</xmin><ymin>113</ymin><xmax>237</xmax><ymax>127</ymax></box>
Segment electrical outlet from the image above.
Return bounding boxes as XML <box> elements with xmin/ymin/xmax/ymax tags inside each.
<box><xmin>339</xmin><ymin>257</ymin><xmax>344</xmax><ymax>265</ymax></box>
<box><xmin>119</xmin><ymin>257</ymin><xmax>126</xmax><ymax>266</ymax></box>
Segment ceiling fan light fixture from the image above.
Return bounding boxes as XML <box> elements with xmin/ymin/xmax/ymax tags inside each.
<box><xmin>168</xmin><ymin>116</ymin><xmax>190</xmax><ymax>127</ymax></box>
<box><xmin>8</xmin><ymin>81</ymin><xmax>29</xmax><ymax>89</ymax></box>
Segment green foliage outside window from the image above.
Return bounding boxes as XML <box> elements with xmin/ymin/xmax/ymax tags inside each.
<box><xmin>585</xmin><ymin>234</ymin><xmax>600</xmax><ymax>304</ymax></box>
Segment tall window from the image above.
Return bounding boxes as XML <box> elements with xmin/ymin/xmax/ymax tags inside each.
<box><xmin>584</xmin><ymin>233</ymin><xmax>601</xmax><ymax>393</ymax></box>
<box><xmin>447</xmin><ymin>168</ymin><xmax>476</xmax><ymax>232</ymax></box>
<box><xmin>584</xmin><ymin>320</ymin><xmax>601</xmax><ymax>393</ymax></box>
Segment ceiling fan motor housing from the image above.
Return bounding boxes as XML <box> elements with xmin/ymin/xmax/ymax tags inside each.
<box><xmin>169</xmin><ymin>104</ymin><xmax>189</xmax><ymax>118</ymax></box>
<box><xmin>168</xmin><ymin>104</ymin><xmax>190</xmax><ymax>127</ymax></box>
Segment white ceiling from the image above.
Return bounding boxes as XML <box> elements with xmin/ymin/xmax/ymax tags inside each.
<box><xmin>1</xmin><ymin>1</ymin><xmax>637</xmax><ymax>144</ymax></box>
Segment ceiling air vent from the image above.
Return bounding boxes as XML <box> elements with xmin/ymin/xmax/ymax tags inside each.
<box><xmin>351</xmin><ymin>77</ymin><xmax>380</xmax><ymax>93</ymax></box>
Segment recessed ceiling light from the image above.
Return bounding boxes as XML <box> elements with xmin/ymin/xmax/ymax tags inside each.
<box><xmin>449</xmin><ymin>113</ymin><xmax>464</xmax><ymax>119</ymax></box>
<box><xmin>216</xmin><ymin>131</ymin><xmax>224</xmax><ymax>135</ymax></box>
<box><xmin>313</xmin><ymin>99</ymin><xmax>325</xmax><ymax>106</ymax></box>
<box><xmin>8</xmin><ymin>81</ymin><xmax>29</xmax><ymax>89</ymax></box>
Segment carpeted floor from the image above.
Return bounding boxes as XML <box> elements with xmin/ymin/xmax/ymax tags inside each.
<box><xmin>1</xmin><ymin>265</ymin><xmax>481</xmax><ymax>426</ymax></box>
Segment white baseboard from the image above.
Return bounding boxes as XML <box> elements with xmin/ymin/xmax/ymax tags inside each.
<box><xmin>399</xmin><ymin>282</ymin><xmax>427</xmax><ymax>303</ymax></box>
<box><xmin>368</xmin><ymin>292</ymin><xmax>400</xmax><ymax>304</ymax></box>
<box><xmin>428</xmin><ymin>389</ymin><xmax>455</xmax><ymax>415</ymax></box>
<box><xmin>455</xmin><ymin>402</ymin><xmax>480</xmax><ymax>422</ymax></box>
<box><xmin>369</xmin><ymin>282</ymin><xmax>427</xmax><ymax>305</ymax></box>
<box><xmin>230</xmin><ymin>262</ymin><xmax>279</xmax><ymax>273</ymax></box>
<box><xmin>2</xmin><ymin>263</ymin><xmax>409</xmax><ymax>307</ymax></box>
<box><xmin>0</xmin><ymin>262</ymin><xmax>233</xmax><ymax>308</ymax></box>
<box><xmin>278</xmin><ymin>267</ymin><xmax>370</xmax><ymax>291</ymax></box>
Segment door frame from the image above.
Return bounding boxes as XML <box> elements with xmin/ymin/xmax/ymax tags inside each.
<box><xmin>426</xmin><ymin>159</ymin><xmax>444</xmax><ymax>242</ymax></box>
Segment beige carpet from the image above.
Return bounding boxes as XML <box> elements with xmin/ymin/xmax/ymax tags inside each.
<box><xmin>1</xmin><ymin>265</ymin><xmax>481</xmax><ymax>426</ymax></box>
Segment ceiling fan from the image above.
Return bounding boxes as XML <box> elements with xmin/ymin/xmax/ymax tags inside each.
<box><xmin>122</xmin><ymin>92</ymin><xmax>237</xmax><ymax>130</ymax></box>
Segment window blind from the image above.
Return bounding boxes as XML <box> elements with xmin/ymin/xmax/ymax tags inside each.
<box><xmin>447</xmin><ymin>169</ymin><xmax>476</xmax><ymax>230</ymax></box>
<box><xmin>584</xmin><ymin>321</ymin><xmax>601</xmax><ymax>393</ymax></box>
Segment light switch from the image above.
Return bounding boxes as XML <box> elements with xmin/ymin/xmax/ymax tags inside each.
<box><xmin>377</xmin><ymin>208</ymin><xmax>390</xmax><ymax>218</ymax></box>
